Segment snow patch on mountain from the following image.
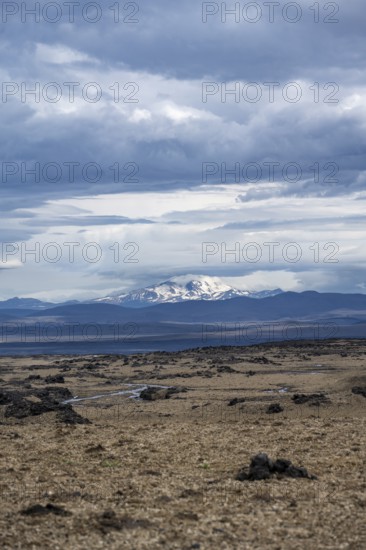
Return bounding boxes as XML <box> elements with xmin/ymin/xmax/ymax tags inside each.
<box><xmin>94</xmin><ymin>275</ymin><xmax>283</xmax><ymax>307</ymax></box>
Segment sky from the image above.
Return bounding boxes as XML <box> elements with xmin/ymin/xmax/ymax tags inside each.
<box><xmin>0</xmin><ymin>0</ymin><xmax>366</xmax><ymax>301</ymax></box>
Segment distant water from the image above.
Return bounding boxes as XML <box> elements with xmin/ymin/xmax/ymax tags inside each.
<box><xmin>0</xmin><ymin>333</ymin><xmax>344</xmax><ymax>356</ymax></box>
<box><xmin>0</xmin><ymin>339</ymin><xmax>196</xmax><ymax>356</ymax></box>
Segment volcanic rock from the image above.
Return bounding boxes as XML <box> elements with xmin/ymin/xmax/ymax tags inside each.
<box><xmin>292</xmin><ymin>393</ymin><xmax>329</xmax><ymax>406</ymax></box>
<box><xmin>266</xmin><ymin>403</ymin><xmax>284</xmax><ymax>414</ymax></box>
<box><xmin>352</xmin><ymin>387</ymin><xmax>366</xmax><ymax>398</ymax></box>
<box><xmin>228</xmin><ymin>398</ymin><xmax>245</xmax><ymax>407</ymax></box>
<box><xmin>236</xmin><ymin>453</ymin><xmax>317</xmax><ymax>481</ymax></box>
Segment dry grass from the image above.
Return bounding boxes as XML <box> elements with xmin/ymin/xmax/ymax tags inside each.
<box><xmin>1</xmin><ymin>339</ymin><xmax>366</xmax><ymax>549</ymax></box>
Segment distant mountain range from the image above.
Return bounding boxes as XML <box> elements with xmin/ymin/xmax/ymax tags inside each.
<box><xmin>93</xmin><ymin>275</ymin><xmax>283</xmax><ymax>307</ymax></box>
<box><xmin>0</xmin><ymin>297</ymin><xmax>79</xmax><ymax>310</ymax></box>
<box><xmin>23</xmin><ymin>291</ymin><xmax>366</xmax><ymax>324</ymax></box>
<box><xmin>1</xmin><ymin>287</ymin><xmax>366</xmax><ymax>354</ymax></box>
<box><xmin>0</xmin><ymin>276</ymin><xmax>283</xmax><ymax>310</ymax></box>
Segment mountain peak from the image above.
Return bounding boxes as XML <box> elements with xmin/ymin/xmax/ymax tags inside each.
<box><xmin>94</xmin><ymin>276</ymin><xmax>283</xmax><ymax>307</ymax></box>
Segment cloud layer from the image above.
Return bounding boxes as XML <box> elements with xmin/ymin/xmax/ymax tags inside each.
<box><xmin>0</xmin><ymin>1</ymin><xmax>365</xmax><ymax>299</ymax></box>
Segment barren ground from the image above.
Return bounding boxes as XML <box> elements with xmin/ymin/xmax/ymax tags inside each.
<box><xmin>1</xmin><ymin>339</ymin><xmax>366</xmax><ymax>549</ymax></box>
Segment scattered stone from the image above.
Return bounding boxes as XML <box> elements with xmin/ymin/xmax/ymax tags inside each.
<box><xmin>84</xmin><ymin>363</ymin><xmax>100</xmax><ymax>370</ymax></box>
<box><xmin>248</xmin><ymin>356</ymin><xmax>272</xmax><ymax>365</ymax></box>
<box><xmin>217</xmin><ymin>365</ymin><xmax>236</xmax><ymax>373</ymax></box>
<box><xmin>45</xmin><ymin>375</ymin><xmax>65</xmax><ymax>384</ymax></box>
<box><xmin>140</xmin><ymin>386</ymin><xmax>186</xmax><ymax>401</ymax></box>
<box><xmin>352</xmin><ymin>387</ymin><xmax>366</xmax><ymax>398</ymax></box>
<box><xmin>97</xmin><ymin>510</ymin><xmax>152</xmax><ymax>533</ymax></box>
<box><xmin>141</xmin><ymin>470</ymin><xmax>162</xmax><ymax>477</ymax></box>
<box><xmin>292</xmin><ymin>393</ymin><xmax>329</xmax><ymax>406</ymax></box>
<box><xmin>179</xmin><ymin>489</ymin><xmax>202</xmax><ymax>498</ymax></box>
<box><xmin>266</xmin><ymin>403</ymin><xmax>284</xmax><ymax>414</ymax></box>
<box><xmin>21</xmin><ymin>503</ymin><xmax>71</xmax><ymax>517</ymax></box>
<box><xmin>228</xmin><ymin>398</ymin><xmax>245</xmax><ymax>407</ymax></box>
<box><xmin>140</xmin><ymin>388</ymin><xmax>169</xmax><ymax>400</ymax></box>
<box><xmin>176</xmin><ymin>511</ymin><xmax>199</xmax><ymax>521</ymax></box>
<box><xmin>236</xmin><ymin>453</ymin><xmax>317</xmax><ymax>481</ymax></box>
<box><xmin>8</xmin><ymin>431</ymin><xmax>20</xmax><ymax>439</ymax></box>
<box><xmin>85</xmin><ymin>444</ymin><xmax>106</xmax><ymax>454</ymax></box>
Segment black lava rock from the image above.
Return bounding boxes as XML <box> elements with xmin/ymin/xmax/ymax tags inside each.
<box><xmin>236</xmin><ymin>453</ymin><xmax>273</xmax><ymax>480</ymax></box>
<box><xmin>140</xmin><ymin>386</ymin><xmax>186</xmax><ymax>401</ymax></box>
<box><xmin>352</xmin><ymin>387</ymin><xmax>366</xmax><ymax>398</ymax></box>
<box><xmin>35</xmin><ymin>387</ymin><xmax>73</xmax><ymax>402</ymax></box>
<box><xmin>292</xmin><ymin>393</ymin><xmax>329</xmax><ymax>406</ymax></box>
<box><xmin>0</xmin><ymin>390</ymin><xmax>15</xmax><ymax>405</ymax></box>
<box><xmin>3</xmin><ymin>385</ymin><xmax>89</xmax><ymax>425</ymax></box>
<box><xmin>228</xmin><ymin>398</ymin><xmax>246</xmax><ymax>407</ymax></box>
<box><xmin>56</xmin><ymin>405</ymin><xmax>91</xmax><ymax>425</ymax></box>
<box><xmin>266</xmin><ymin>403</ymin><xmax>284</xmax><ymax>414</ymax></box>
<box><xmin>5</xmin><ymin>399</ymin><xmax>57</xmax><ymax>419</ymax></box>
<box><xmin>45</xmin><ymin>375</ymin><xmax>65</xmax><ymax>384</ymax></box>
<box><xmin>21</xmin><ymin>503</ymin><xmax>71</xmax><ymax>516</ymax></box>
<box><xmin>236</xmin><ymin>453</ymin><xmax>317</xmax><ymax>481</ymax></box>
<box><xmin>272</xmin><ymin>458</ymin><xmax>292</xmax><ymax>473</ymax></box>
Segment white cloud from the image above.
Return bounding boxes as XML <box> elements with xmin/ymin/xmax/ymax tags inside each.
<box><xmin>129</xmin><ymin>108</ymin><xmax>152</xmax><ymax>123</ymax></box>
<box><xmin>35</xmin><ymin>43</ymin><xmax>96</xmax><ymax>65</ymax></box>
<box><xmin>223</xmin><ymin>271</ymin><xmax>301</xmax><ymax>292</ymax></box>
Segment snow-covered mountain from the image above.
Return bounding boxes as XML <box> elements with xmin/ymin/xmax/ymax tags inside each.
<box><xmin>94</xmin><ymin>275</ymin><xmax>283</xmax><ymax>307</ymax></box>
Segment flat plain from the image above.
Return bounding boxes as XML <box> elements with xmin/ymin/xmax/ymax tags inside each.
<box><xmin>1</xmin><ymin>339</ymin><xmax>366</xmax><ymax>549</ymax></box>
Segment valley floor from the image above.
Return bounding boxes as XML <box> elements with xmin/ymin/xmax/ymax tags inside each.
<box><xmin>1</xmin><ymin>339</ymin><xmax>366</xmax><ymax>549</ymax></box>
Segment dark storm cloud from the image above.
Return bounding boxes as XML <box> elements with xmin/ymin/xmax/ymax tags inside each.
<box><xmin>0</xmin><ymin>0</ymin><xmax>365</xmax><ymax>205</ymax></box>
<box><xmin>1</xmin><ymin>1</ymin><xmax>365</xmax><ymax>80</ymax></box>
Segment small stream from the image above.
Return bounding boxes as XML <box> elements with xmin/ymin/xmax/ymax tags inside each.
<box><xmin>63</xmin><ymin>384</ymin><xmax>171</xmax><ymax>405</ymax></box>
<box><xmin>263</xmin><ymin>387</ymin><xmax>289</xmax><ymax>394</ymax></box>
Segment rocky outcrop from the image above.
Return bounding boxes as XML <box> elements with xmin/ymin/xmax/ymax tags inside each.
<box><xmin>2</xmin><ymin>386</ymin><xmax>89</xmax><ymax>424</ymax></box>
<box><xmin>352</xmin><ymin>387</ymin><xmax>366</xmax><ymax>398</ymax></box>
<box><xmin>236</xmin><ymin>453</ymin><xmax>317</xmax><ymax>481</ymax></box>
<box><xmin>292</xmin><ymin>393</ymin><xmax>329</xmax><ymax>406</ymax></box>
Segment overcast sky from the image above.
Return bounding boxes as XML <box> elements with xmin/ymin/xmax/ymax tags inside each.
<box><xmin>0</xmin><ymin>0</ymin><xmax>365</xmax><ymax>301</ymax></box>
